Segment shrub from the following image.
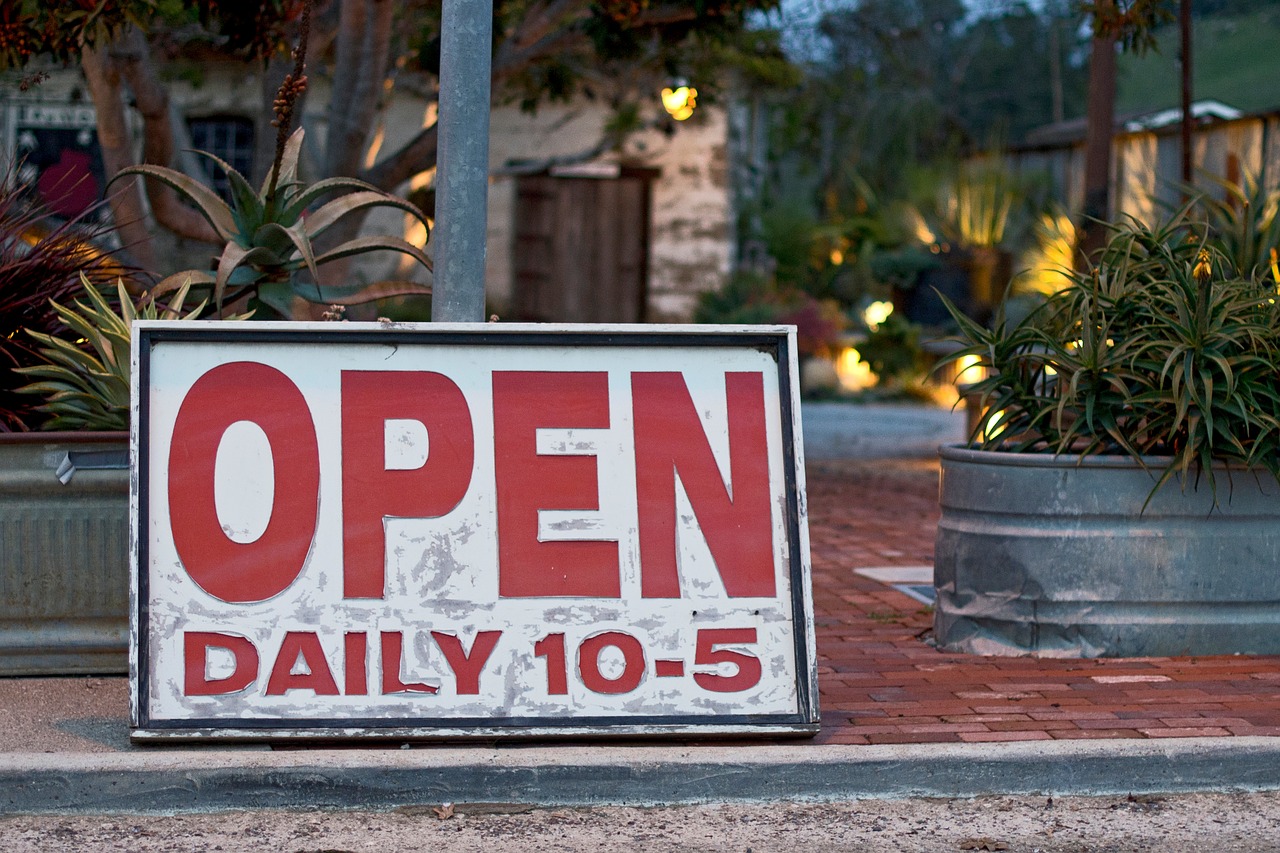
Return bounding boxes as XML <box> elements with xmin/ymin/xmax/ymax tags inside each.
<box><xmin>0</xmin><ymin>177</ymin><xmax>132</xmax><ymax>431</ymax></box>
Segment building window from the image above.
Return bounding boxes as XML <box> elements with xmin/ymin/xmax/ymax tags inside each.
<box><xmin>187</xmin><ymin>116</ymin><xmax>255</xmax><ymax>201</ymax></box>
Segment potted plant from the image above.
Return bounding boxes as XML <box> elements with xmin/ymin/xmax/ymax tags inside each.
<box><xmin>0</xmin><ymin>167</ymin><xmax>145</xmax><ymax>675</ymax></box>
<box><xmin>933</xmin><ymin>207</ymin><xmax>1280</xmax><ymax>657</ymax></box>
<box><xmin>1</xmin><ymin>275</ymin><xmax>221</xmax><ymax>676</ymax></box>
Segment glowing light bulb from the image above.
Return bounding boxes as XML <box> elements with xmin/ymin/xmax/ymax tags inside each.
<box><xmin>863</xmin><ymin>300</ymin><xmax>894</xmax><ymax>331</ymax></box>
<box><xmin>661</xmin><ymin>85</ymin><xmax>697</xmax><ymax>121</ymax></box>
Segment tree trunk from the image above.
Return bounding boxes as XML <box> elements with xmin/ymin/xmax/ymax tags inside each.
<box><xmin>1049</xmin><ymin>20</ymin><xmax>1064</xmax><ymax>125</ymax></box>
<box><xmin>1080</xmin><ymin>29</ymin><xmax>1117</xmax><ymax>266</ymax></box>
<box><xmin>323</xmin><ymin>0</ymin><xmax>396</xmax><ymax>180</ymax></box>
<box><xmin>1180</xmin><ymin>0</ymin><xmax>1194</xmax><ymax>187</ymax></box>
<box><xmin>80</xmin><ymin>43</ymin><xmax>158</xmax><ymax>275</ymax></box>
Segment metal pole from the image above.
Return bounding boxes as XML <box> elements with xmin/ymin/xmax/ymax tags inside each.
<box><xmin>432</xmin><ymin>0</ymin><xmax>492</xmax><ymax>322</ymax></box>
<box><xmin>1180</xmin><ymin>0</ymin><xmax>1194</xmax><ymax>186</ymax></box>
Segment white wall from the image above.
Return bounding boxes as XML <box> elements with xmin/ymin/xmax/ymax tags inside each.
<box><xmin>486</xmin><ymin>101</ymin><xmax>733</xmax><ymax>320</ymax></box>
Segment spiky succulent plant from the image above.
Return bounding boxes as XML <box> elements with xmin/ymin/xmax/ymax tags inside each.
<box><xmin>15</xmin><ymin>275</ymin><xmax>246</xmax><ymax>431</ymax></box>
<box><xmin>116</xmin><ymin>127</ymin><xmax>432</xmax><ymax>318</ymax></box>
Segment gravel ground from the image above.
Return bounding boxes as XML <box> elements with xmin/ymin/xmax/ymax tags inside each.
<box><xmin>5</xmin><ymin>792</ymin><xmax>1280</xmax><ymax>852</ymax></box>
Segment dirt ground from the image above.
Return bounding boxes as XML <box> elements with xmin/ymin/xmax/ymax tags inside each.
<box><xmin>4</xmin><ymin>792</ymin><xmax>1280</xmax><ymax>852</ymax></box>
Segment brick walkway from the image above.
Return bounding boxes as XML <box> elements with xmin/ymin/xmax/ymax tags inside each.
<box><xmin>806</xmin><ymin>458</ymin><xmax>1280</xmax><ymax>746</ymax></box>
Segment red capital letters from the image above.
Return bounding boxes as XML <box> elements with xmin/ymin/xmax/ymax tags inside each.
<box><xmin>341</xmin><ymin>371</ymin><xmax>474</xmax><ymax>598</ymax></box>
<box><xmin>169</xmin><ymin>362</ymin><xmax>319</xmax><ymax>603</ymax></box>
<box><xmin>184</xmin><ymin>632</ymin><xmax>259</xmax><ymax>696</ymax></box>
<box><xmin>431</xmin><ymin>631</ymin><xmax>502</xmax><ymax>695</ymax></box>
<box><xmin>344</xmin><ymin>632</ymin><xmax>368</xmax><ymax>696</ymax></box>
<box><xmin>493</xmin><ymin>371</ymin><xmax>619</xmax><ymax>597</ymax></box>
<box><xmin>632</xmin><ymin>372</ymin><xmax>775</xmax><ymax>598</ymax></box>
<box><xmin>381</xmin><ymin>632</ymin><xmax>439</xmax><ymax>694</ymax></box>
<box><xmin>265</xmin><ymin>631</ymin><xmax>340</xmax><ymax>696</ymax></box>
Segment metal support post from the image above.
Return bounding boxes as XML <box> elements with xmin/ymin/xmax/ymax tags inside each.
<box><xmin>432</xmin><ymin>0</ymin><xmax>493</xmax><ymax>322</ymax></box>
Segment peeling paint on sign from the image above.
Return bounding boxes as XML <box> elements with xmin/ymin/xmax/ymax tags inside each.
<box><xmin>130</xmin><ymin>323</ymin><xmax>817</xmax><ymax>740</ymax></box>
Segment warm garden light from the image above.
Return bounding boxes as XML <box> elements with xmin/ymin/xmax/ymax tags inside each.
<box><xmin>661</xmin><ymin>84</ymin><xmax>697</xmax><ymax>121</ymax></box>
<box><xmin>862</xmin><ymin>300</ymin><xmax>893</xmax><ymax>330</ymax></box>
<box><xmin>835</xmin><ymin>347</ymin><xmax>875</xmax><ymax>391</ymax></box>
<box><xmin>955</xmin><ymin>353</ymin><xmax>984</xmax><ymax>383</ymax></box>
<box><xmin>906</xmin><ymin>209</ymin><xmax>936</xmax><ymax>245</ymax></box>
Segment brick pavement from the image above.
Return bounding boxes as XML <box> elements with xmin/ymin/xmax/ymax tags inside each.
<box><xmin>806</xmin><ymin>458</ymin><xmax>1280</xmax><ymax>746</ymax></box>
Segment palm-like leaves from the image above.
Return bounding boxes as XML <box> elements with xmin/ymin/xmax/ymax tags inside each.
<box><xmin>14</xmin><ymin>276</ymin><xmax>245</xmax><ymax>431</ymax></box>
<box><xmin>116</xmin><ymin>128</ymin><xmax>432</xmax><ymax>315</ymax></box>
<box><xmin>936</xmin><ymin>208</ymin><xmax>1280</xmax><ymax>505</ymax></box>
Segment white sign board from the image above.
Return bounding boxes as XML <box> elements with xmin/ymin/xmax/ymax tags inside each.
<box><xmin>130</xmin><ymin>323</ymin><xmax>817</xmax><ymax>740</ymax></box>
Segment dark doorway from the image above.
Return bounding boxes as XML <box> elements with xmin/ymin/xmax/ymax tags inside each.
<box><xmin>513</xmin><ymin>168</ymin><xmax>655</xmax><ymax>322</ymax></box>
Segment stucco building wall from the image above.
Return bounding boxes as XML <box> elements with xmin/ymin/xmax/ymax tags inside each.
<box><xmin>485</xmin><ymin>101</ymin><xmax>733</xmax><ymax>321</ymax></box>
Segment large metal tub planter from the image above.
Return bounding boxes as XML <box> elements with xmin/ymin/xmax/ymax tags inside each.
<box><xmin>934</xmin><ymin>445</ymin><xmax>1280</xmax><ymax>658</ymax></box>
<box><xmin>0</xmin><ymin>432</ymin><xmax>129</xmax><ymax>675</ymax></box>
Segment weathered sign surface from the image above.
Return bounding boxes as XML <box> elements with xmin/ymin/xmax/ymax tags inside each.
<box><xmin>130</xmin><ymin>323</ymin><xmax>817</xmax><ymax>740</ymax></box>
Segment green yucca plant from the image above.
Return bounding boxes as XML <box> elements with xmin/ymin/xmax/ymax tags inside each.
<box><xmin>14</xmin><ymin>275</ymin><xmax>247</xmax><ymax>431</ymax></box>
<box><xmin>116</xmin><ymin>127</ymin><xmax>432</xmax><ymax>318</ymax></box>
<box><xmin>936</xmin><ymin>205</ymin><xmax>1280</xmax><ymax>504</ymax></box>
<box><xmin>937</xmin><ymin>161</ymin><xmax>1015</xmax><ymax>250</ymax></box>
<box><xmin>1193</xmin><ymin>170</ymin><xmax>1280</xmax><ymax>282</ymax></box>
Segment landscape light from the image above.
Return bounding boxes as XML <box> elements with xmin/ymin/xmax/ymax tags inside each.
<box><xmin>661</xmin><ymin>84</ymin><xmax>697</xmax><ymax>121</ymax></box>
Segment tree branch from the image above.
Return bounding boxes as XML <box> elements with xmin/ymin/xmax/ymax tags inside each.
<box><xmin>493</xmin><ymin>0</ymin><xmax>584</xmax><ymax>68</ymax></box>
<box><xmin>492</xmin><ymin>1</ymin><xmax>720</xmax><ymax>82</ymax></box>
<box><xmin>113</xmin><ymin>28</ymin><xmax>221</xmax><ymax>245</ymax></box>
<box><xmin>361</xmin><ymin>120</ymin><xmax>437</xmax><ymax>191</ymax></box>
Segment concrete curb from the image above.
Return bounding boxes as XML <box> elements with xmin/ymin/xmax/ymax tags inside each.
<box><xmin>4</xmin><ymin>738</ymin><xmax>1280</xmax><ymax>814</ymax></box>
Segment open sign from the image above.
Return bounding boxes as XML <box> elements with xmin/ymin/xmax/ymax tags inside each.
<box><xmin>130</xmin><ymin>323</ymin><xmax>817</xmax><ymax>740</ymax></box>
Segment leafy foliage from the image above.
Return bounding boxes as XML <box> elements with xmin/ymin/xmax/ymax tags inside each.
<box><xmin>1082</xmin><ymin>0</ymin><xmax>1176</xmax><ymax>55</ymax></box>
<box><xmin>937</xmin><ymin>207</ymin><xmax>1280</xmax><ymax>502</ymax></box>
<box><xmin>803</xmin><ymin>0</ymin><xmax>1087</xmax><ymax>200</ymax></box>
<box><xmin>694</xmin><ymin>271</ymin><xmax>847</xmax><ymax>357</ymax></box>
<box><xmin>1192</xmin><ymin>171</ymin><xmax>1280</xmax><ymax>281</ymax></box>
<box><xmin>859</xmin><ymin>311</ymin><xmax>925</xmax><ymax>384</ymax></box>
<box><xmin>14</xmin><ymin>277</ymin><xmax>240</xmax><ymax>431</ymax></box>
<box><xmin>0</xmin><ymin>179</ymin><xmax>132</xmax><ymax>431</ymax></box>
<box><xmin>0</xmin><ymin>1</ymin><xmax>306</xmax><ymax>71</ymax></box>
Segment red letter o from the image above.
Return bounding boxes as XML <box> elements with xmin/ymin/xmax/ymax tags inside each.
<box><xmin>168</xmin><ymin>362</ymin><xmax>319</xmax><ymax>602</ymax></box>
<box><xmin>578</xmin><ymin>631</ymin><xmax>645</xmax><ymax>694</ymax></box>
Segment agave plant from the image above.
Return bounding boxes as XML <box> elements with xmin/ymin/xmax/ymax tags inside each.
<box><xmin>15</xmin><ymin>276</ymin><xmax>245</xmax><ymax>431</ymax></box>
<box><xmin>936</xmin><ymin>207</ymin><xmax>1280</xmax><ymax>503</ymax></box>
<box><xmin>114</xmin><ymin>127</ymin><xmax>432</xmax><ymax>318</ymax></box>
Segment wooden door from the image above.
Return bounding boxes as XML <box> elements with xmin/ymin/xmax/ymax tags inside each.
<box><xmin>513</xmin><ymin>171</ymin><xmax>653</xmax><ymax>322</ymax></box>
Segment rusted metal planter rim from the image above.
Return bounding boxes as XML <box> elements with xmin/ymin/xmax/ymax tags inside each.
<box><xmin>0</xmin><ymin>431</ymin><xmax>128</xmax><ymax>445</ymax></box>
<box><xmin>941</xmin><ymin>443</ymin><xmax>1182</xmax><ymax>470</ymax></box>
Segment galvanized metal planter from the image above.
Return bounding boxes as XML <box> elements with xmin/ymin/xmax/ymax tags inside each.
<box><xmin>934</xmin><ymin>445</ymin><xmax>1280</xmax><ymax>657</ymax></box>
<box><xmin>0</xmin><ymin>432</ymin><xmax>129</xmax><ymax>675</ymax></box>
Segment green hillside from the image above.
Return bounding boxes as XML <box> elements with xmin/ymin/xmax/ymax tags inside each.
<box><xmin>1117</xmin><ymin>7</ymin><xmax>1280</xmax><ymax>116</ymax></box>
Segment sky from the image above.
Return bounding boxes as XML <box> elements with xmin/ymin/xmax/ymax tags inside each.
<box><xmin>762</xmin><ymin>0</ymin><xmax>1057</xmax><ymax>61</ymax></box>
